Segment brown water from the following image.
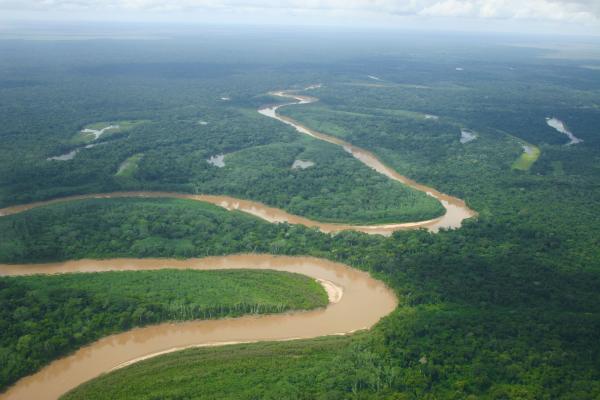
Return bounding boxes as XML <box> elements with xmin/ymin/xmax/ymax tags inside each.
<box><xmin>0</xmin><ymin>255</ymin><xmax>397</xmax><ymax>400</ymax></box>
<box><xmin>0</xmin><ymin>91</ymin><xmax>475</xmax><ymax>235</ymax></box>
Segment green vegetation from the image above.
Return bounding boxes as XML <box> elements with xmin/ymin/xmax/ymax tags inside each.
<box><xmin>3</xmin><ymin>187</ymin><xmax>600</xmax><ymax>398</ymax></box>
<box><xmin>0</xmin><ymin>269</ymin><xmax>327</xmax><ymax>391</ymax></box>
<box><xmin>512</xmin><ymin>144</ymin><xmax>541</xmax><ymax>171</ymax></box>
<box><xmin>88</xmin><ymin>120</ymin><xmax>146</xmax><ymax>132</ymax></box>
<box><xmin>0</xmin><ymin>102</ymin><xmax>444</xmax><ymax>223</ymax></box>
<box><xmin>0</xmin><ymin>52</ymin><xmax>444</xmax><ymax>225</ymax></box>
<box><xmin>0</xmin><ymin>198</ymin><xmax>317</xmax><ymax>262</ymax></box>
<box><xmin>115</xmin><ymin>153</ymin><xmax>143</xmax><ymax>177</ymax></box>
<box><xmin>1</xmin><ymin>33</ymin><xmax>600</xmax><ymax>399</ymax></box>
<box><xmin>63</xmin><ymin>336</ymin><xmax>372</xmax><ymax>400</ymax></box>
<box><xmin>218</xmin><ymin>138</ymin><xmax>444</xmax><ymax>224</ymax></box>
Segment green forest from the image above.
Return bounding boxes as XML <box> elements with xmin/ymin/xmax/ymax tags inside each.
<box><xmin>0</xmin><ymin>46</ymin><xmax>443</xmax><ymax>225</ymax></box>
<box><xmin>2</xmin><ymin>189</ymin><xmax>599</xmax><ymax>398</ymax></box>
<box><xmin>1</xmin><ymin>30</ymin><xmax>600</xmax><ymax>399</ymax></box>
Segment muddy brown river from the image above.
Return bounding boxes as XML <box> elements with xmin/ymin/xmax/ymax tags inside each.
<box><xmin>259</xmin><ymin>90</ymin><xmax>476</xmax><ymax>233</ymax></box>
<box><xmin>0</xmin><ymin>255</ymin><xmax>397</xmax><ymax>400</ymax></box>
<box><xmin>0</xmin><ymin>88</ymin><xmax>475</xmax><ymax>399</ymax></box>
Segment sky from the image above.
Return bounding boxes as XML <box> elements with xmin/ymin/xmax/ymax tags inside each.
<box><xmin>1</xmin><ymin>0</ymin><xmax>599</xmax><ymax>35</ymax></box>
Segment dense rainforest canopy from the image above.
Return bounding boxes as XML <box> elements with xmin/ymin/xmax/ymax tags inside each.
<box><xmin>1</xmin><ymin>30</ymin><xmax>600</xmax><ymax>399</ymax></box>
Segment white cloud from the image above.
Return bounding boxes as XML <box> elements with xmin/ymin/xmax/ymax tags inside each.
<box><xmin>1</xmin><ymin>0</ymin><xmax>599</xmax><ymax>31</ymax></box>
<box><xmin>419</xmin><ymin>1</ymin><xmax>475</xmax><ymax>17</ymax></box>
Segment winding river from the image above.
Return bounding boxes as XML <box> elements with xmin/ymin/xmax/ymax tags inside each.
<box><xmin>0</xmin><ymin>89</ymin><xmax>476</xmax><ymax>235</ymax></box>
<box><xmin>0</xmin><ymin>255</ymin><xmax>397</xmax><ymax>400</ymax></box>
<box><xmin>0</xmin><ymin>88</ymin><xmax>476</xmax><ymax>399</ymax></box>
<box><xmin>259</xmin><ymin>91</ymin><xmax>476</xmax><ymax>233</ymax></box>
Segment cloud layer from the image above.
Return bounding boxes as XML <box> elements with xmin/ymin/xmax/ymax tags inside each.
<box><xmin>2</xmin><ymin>0</ymin><xmax>599</xmax><ymax>28</ymax></box>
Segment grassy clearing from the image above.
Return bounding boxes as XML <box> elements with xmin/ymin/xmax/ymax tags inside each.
<box><xmin>115</xmin><ymin>153</ymin><xmax>143</xmax><ymax>177</ymax></box>
<box><xmin>512</xmin><ymin>144</ymin><xmax>541</xmax><ymax>171</ymax></box>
